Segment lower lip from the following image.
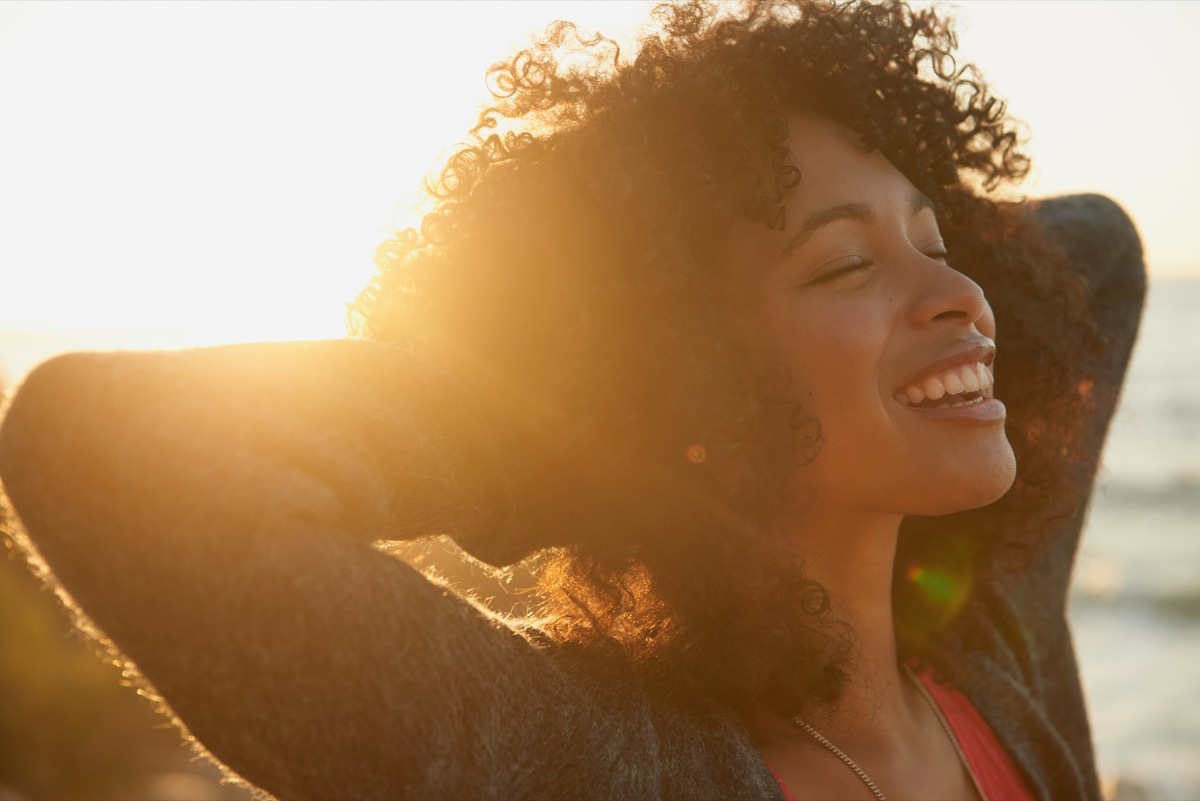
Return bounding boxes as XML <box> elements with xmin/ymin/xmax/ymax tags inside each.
<box><xmin>900</xmin><ymin>397</ymin><xmax>1007</xmax><ymax>423</ymax></box>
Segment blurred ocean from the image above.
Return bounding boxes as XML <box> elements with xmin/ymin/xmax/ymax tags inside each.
<box><xmin>0</xmin><ymin>275</ymin><xmax>1197</xmax><ymax>799</ymax></box>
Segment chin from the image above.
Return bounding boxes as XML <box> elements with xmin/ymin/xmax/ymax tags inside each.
<box><xmin>955</xmin><ymin>470</ymin><xmax>1017</xmax><ymax>512</ymax></box>
<box><xmin>908</xmin><ymin>447</ymin><xmax>1018</xmax><ymax>516</ymax></box>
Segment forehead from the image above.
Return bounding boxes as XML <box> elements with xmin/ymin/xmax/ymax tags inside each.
<box><xmin>717</xmin><ymin>113</ymin><xmax>934</xmax><ymax>284</ymax></box>
<box><xmin>783</xmin><ymin>112</ymin><xmax>920</xmax><ymax>212</ymax></box>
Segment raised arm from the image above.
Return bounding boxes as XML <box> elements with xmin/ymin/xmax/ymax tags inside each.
<box><xmin>1028</xmin><ymin>193</ymin><xmax>1147</xmax><ymax>581</ymax></box>
<box><xmin>0</xmin><ymin>339</ymin><xmax>641</xmax><ymax>800</ymax></box>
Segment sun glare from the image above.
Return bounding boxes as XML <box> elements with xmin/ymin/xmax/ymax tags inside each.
<box><xmin>0</xmin><ymin>1</ymin><xmax>654</xmax><ymax>376</ymax></box>
<box><xmin>0</xmin><ymin>0</ymin><xmax>1194</xmax><ymax>385</ymax></box>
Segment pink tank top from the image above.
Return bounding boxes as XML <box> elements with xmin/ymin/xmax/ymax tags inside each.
<box><xmin>769</xmin><ymin>668</ymin><xmax>1034</xmax><ymax>801</ymax></box>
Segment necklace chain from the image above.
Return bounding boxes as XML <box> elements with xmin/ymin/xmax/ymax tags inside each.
<box><xmin>790</xmin><ymin>666</ymin><xmax>988</xmax><ymax>801</ymax></box>
<box><xmin>790</xmin><ymin>717</ymin><xmax>887</xmax><ymax>801</ymax></box>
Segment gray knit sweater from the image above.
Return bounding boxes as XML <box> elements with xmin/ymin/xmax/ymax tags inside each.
<box><xmin>0</xmin><ymin>195</ymin><xmax>1144</xmax><ymax>800</ymax></box>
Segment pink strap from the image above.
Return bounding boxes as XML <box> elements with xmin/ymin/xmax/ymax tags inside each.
<box><xmin>914</xmin><ymin>667</ymin><xmax>1036</xmax><ymax>801</ymax></box>
<box><xmin>764</xmin><ymin>757</ymin><xmax>797</xmax><ymax>801</ymax></box>
<box><xmin>764</xmin><ymin>670</ymin><xmax>1035</xmax><ymax>801</ymax></box>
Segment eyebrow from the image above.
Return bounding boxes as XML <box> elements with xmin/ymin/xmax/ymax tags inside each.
<box><xmin>778</xmin><ymin>191</ymin><xmax>936</xmax><ymax>261</ymax></box>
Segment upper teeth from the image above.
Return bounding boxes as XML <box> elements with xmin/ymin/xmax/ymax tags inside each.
<box><xmin>895</xmin><ymin>362</ymin><xmax>993</xmax><ymax>406</ymax></box>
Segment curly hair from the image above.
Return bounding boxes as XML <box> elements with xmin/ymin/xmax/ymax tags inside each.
<box><xmin>351</xmin><ymin>0</ymin><xmax>1098</xmax><ymax>720</ymax></box>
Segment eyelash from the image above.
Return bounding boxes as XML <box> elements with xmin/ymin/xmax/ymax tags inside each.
<box><xmin>809</xmin><ymin>245</ymin><xmax>949</xmax><ymax>286</ymax></box>
<box><xmin>810</xmin><ymin>258</ymin><xmax>873</xmax><ymax>286</ymax></box>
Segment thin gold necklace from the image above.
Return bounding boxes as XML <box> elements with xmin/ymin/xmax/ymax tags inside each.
<box><xmin>790</xmin><ymin>666</ymin><xmax>988</xmax><ymax>801</ymax></box>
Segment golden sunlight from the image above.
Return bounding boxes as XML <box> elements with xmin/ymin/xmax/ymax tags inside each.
<box><xmin>0</xmin><ymin>1</ymin><xmax>654</xmax><ymax>383</ymax></box>
<box><xmin>0</xmin><ymin>0</ymin><xmax>1194</xmax><ymax>387</ymax></box>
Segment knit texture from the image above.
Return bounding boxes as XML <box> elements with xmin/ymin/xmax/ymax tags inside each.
<box><xmin>0</xmin><ymin>195</ymin><xmax>1143</xmax><ymax>800</ymax></box>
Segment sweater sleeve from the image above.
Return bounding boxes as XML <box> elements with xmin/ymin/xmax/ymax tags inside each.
<box><xmin>1028</xmin><ymin>193</ymin><xmax>1147</xmax><ymax>596</ymax></box>
<box><xmin>0</xmin><ymin>339</ymin><xmax>656</xmax><ymax>800</ymax></box>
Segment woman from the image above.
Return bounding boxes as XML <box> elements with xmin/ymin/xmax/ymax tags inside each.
<box><xmin>0</xmin><ymin>1</ymin><xmax>1143</xmax><ymax>799</ymax></box>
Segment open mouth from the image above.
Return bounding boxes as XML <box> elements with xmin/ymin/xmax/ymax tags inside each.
<box><xmin>894</xmin><ymin>361</ymin><xmax>994</xmax><ymax>410</ymax></box>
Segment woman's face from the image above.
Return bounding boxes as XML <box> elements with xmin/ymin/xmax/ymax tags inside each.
<box><xmin>724</xmin><ymin>113</ymin><xmax>1016</xmax><ymax>519</ymax></box>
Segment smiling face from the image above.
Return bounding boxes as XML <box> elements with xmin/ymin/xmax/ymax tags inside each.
<box><xmin>724</xmin><ymin>113</ymin><xmax>1017</xmax><ymax>520</ymax></box>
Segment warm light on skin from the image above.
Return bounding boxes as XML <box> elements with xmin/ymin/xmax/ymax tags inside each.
<box><xmin>719</xmin><ymin>117</ymin><xmax>1016</xmax><ymax>748</ymax></box>
<box><xmin>725</xmin><ymin>114</ymin><xmax>1017</xmax><ymax>523</ymax></box>
<box><xmin>0</xmin><ymin>0</ymin><xmax>1191</xmax><ymax>359</ymax></box>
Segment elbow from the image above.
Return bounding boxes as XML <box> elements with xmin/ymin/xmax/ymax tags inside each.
<box><xmin>1</xmin><ymin>351</ymin><xmax>129</xmax><ymax>533</ymax></box>
<box><xmin>2</xmin><ymin>353</ymin><xmax>85</xmax><ymax>502</ymax></box>
<box><xmin>1034</xmin><ymin>192</ymin><xmax>1147</xmax><ymax>317</ymax></box>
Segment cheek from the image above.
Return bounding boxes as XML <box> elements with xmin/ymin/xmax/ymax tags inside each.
<box><xmin>775</xmin><ymin>303</ymin><xmax>890</xmax><ymax>386</ymax></box>
<box><xmin>805</xmin><ymin>334</ymin><xmax>892</xmax><ymax>428</ymax></box>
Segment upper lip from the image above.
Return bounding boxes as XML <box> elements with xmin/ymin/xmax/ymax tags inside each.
<box><xmin>895</xmin><ymin>338</ymin><xmax>997</xmax><ymax>394</ymax></box>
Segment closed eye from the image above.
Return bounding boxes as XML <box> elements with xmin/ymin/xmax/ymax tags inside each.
<box><xmin>923</xmin><ymin>243</ymin><xmax>949</xmax><ymax>262</ymax></box>
<box><xmin>808</xmin><ymin>258</ymin><xmax>875</xmax><ymax>287</ymax></box>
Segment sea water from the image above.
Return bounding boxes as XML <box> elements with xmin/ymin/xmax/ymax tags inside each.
<box><xmin>1</xmin><ymin>276</ymin><xmax>1197</xmax><ymax>798</ymax></box>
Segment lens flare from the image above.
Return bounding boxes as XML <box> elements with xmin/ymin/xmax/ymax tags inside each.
<box><xmin>905</xmin><ymin>564</ymin><xmax>962</xmax><ymax>607</ymax></box>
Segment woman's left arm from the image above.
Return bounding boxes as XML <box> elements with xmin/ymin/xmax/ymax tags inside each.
<box><xmin>1026</xmin><ymin>193</ymin><xmax>1147</xmax><ymax>585</ymax></box>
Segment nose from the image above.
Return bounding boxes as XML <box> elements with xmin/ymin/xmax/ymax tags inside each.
<box><xmin>908</xmin><ymin>259</ymin><xmax>989</xmax><ymax>330</ymax></box>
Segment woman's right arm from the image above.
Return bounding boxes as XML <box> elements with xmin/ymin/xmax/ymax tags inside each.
<box><xmin>0</xmin><ymin>340</ymin><xmax>637</xmax><ymax>800</ymax></box>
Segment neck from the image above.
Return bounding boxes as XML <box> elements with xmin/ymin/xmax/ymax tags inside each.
<box><xmin>781</xmin><ymin>508</ymin><xmax>917</xmax><ymax>746</ymax></box>
<box><xmin>740</xmin><ymin>508</ymin><xmax>985</xmax><ymax>801</ymax></box>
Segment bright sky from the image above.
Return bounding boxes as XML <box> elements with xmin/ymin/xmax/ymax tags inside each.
<box><xmin>0</xmin><ymin>1</ymin><xmax>1195</xmax><ymax>348</ymax></box>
